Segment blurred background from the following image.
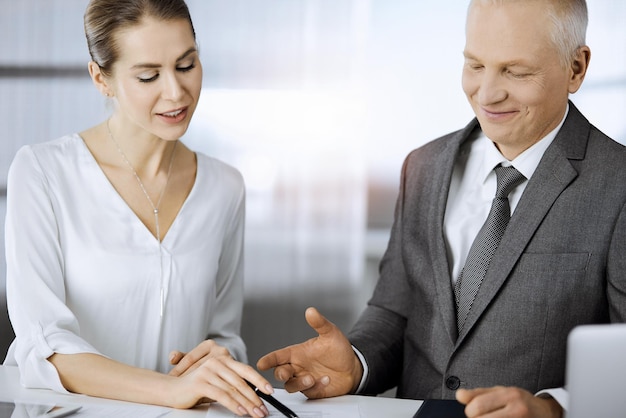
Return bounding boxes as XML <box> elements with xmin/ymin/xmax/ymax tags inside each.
<box><xmin>1</xmin><ymin>1</ymin><xmax>625</xmax><ymax>389</ymax></box>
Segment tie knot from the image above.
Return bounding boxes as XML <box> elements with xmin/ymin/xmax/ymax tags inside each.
<box><xmin>494</xmin><ymin>165</ymin><xmax>526</xmax><ymax>198</ymax></box>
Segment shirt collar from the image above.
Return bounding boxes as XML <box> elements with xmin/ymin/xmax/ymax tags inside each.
<box><xmin>477</xmin><ymin>104</ymin><xmax>569</xmax><ymax>184</ymax></box>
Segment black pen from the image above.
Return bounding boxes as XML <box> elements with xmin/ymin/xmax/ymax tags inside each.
<box><xmin>246</xmin><ymin>380</ymin><xmax>299</xmax><ymax>418</ymax></box>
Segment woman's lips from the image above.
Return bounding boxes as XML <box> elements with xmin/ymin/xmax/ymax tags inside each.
<box><xmin>157</xmin><ymin>107</ymin><xmax>188</xmax><ymax>123</ymax></box>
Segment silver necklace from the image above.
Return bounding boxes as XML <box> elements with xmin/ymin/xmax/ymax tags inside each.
<box><xmin>106</xmin><ymin>118</ymin><xmax>178</xmax><ymax>317</ymax></box>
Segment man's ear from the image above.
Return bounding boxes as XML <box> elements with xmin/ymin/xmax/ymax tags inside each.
<box><xmin>88</xmin><ymin>61</ymin><xmax>112</xmax><ymax>97</ymax></box>
<box><xmin>568</xmin><ymin>46</ymin><xmax>591</xmax><ymax>94</ymax></box>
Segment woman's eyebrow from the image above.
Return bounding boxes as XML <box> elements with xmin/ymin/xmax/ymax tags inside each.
<box><xmin>131</xmin><ymin>47</ymin><xmax>198</xmax><ymax>70</ymax></box>
<box><xmin>176</xmin><ymin>47</ymin><xmax>198</xmax><ymax>62</ymax></box>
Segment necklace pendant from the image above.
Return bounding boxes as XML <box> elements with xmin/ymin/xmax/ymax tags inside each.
<box><xmin>154</xmin><ymin>209</ymin><xmax>159</xmax><ymax>215</ymax></box>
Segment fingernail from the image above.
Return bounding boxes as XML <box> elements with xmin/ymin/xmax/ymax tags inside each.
<box><xmin>321</xmin><ymin>375</ymin><xmax>330</xmax><ymax>385</ymax></box>
<box><xmin>169</xmin><ymin>353</ymin><xmax>175</xmax><ymax>362</ymax></box>
<box><xmin>253</xmin><ymin>407</ymin><xmax>264</xmax><ymax>417</ymax></box>
<box><xmin>261</xmin><ymin>405</ymin><xmax>270</xmax><ymax>415</ymax></box>
<box><xmin>265</xmin><ymin>384</ymin><xmax>274</xmax><ymax>394</ymax></box>
<box><xmin>303</xmin><ymin>376</ymin><xmax>313</xmax><ymax>386</ymax></box>
<box><xmin>237</xmin><ymin>405</ymin><xmax>247</xmax><ymax>416</ymax></box>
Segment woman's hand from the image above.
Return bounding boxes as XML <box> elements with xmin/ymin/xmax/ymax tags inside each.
<box><xmin>50</xmin><ymin>351</ymin><xmax>273</xmax><ymax>417</ymax></box>
<box><xmin>167</xmin><ymin>340</ymin><xmax>274</xmax><ymax>417</ymax></box>
<box><xmin>168</xmin><ymin>339</ymin><xmax>231</xmax><ymax>377</ymax></box>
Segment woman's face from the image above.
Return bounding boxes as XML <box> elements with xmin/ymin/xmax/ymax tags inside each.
<box><xmin>107</xmin><ymin>17</ymin><xmax>203</xmax><ymax>141</ymax></box>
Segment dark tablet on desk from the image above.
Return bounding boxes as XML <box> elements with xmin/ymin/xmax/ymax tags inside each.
<box><xmin>0</xmin><ymin>401</ymin><xmax>81</xmax><ymax>418</ymax></box>
<box><xmin>413</xmin><ymin>399</ymin><xmax>467</xmax><ymax>418</ymax></box>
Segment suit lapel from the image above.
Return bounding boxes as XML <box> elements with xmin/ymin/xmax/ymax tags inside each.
<box><xmin>456</xmin><ymin>102</ymin><xmax>588</xmax><ymax>343</ymax></box>
<box><xmin>430</xmin><ymin>120</ymin><xmax>481</xmax><ymax>343</ymax></box>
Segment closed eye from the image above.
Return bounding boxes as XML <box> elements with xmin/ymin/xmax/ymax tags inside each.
<box><xmin>507</xmin><ymin>70</ymin><xmax>530</xmax><ymax>79</ymax></box>
<box><xmin>465</xmin><ymin>64</ymin><xmax>484</xmax><ymax>72</ymax></box>
<box><xmin>137</xmin><ymin>63</ymin><xmax>196</xmax><ymax>83</ymax></box>
<box><xmin>138</xmin><ymin>73</ymin><xmax>159</xmax><ymax>83</ymax></box>
<box><xmin>177</xmin><ymin>63</ymin><xmax>196</xmax><ymax>73</ymax></box>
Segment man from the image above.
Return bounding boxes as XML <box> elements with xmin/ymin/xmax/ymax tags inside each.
<box><xmin>256</xmin><ymin>1</ymin><xmax>626</xmax><ymax>417</ymax></box>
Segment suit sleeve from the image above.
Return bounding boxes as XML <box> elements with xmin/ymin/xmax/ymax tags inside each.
<box><xmin>348</xmin><ymin>155</ymin><xmax>414</xmax><ymax>395</ymax></box>
<box><xmin>607</xmin><ymin>200</ymin><xmax>626</xmax><ymax>322</ymax></box>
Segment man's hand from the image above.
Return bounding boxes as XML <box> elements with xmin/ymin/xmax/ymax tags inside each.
<box><xmin>256</xmin><ymin>307</ymin><xmax>363</xmax><ymax>399</ymax></box>
<box><xmin>456</xmin><ymin>386</ymin><xmax>563</xmax><ymax>418</ymax></box>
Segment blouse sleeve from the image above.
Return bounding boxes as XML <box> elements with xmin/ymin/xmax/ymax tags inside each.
<box><xmin>5</xmin><ymin>146</ymin><xmax>100</xmax><ymax>392</ymax></box>
<box><xmin>204</xmin><ymin>169</ymin><xmax>247</xmax><ymax>363</ymax></box>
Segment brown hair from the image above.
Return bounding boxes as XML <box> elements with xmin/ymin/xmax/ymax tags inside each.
<box><xmin>84</xmin><ymin>0</ymin><xmax>196</xmax><ymax>77</ymax></box>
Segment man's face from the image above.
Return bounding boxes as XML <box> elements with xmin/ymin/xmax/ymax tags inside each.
<box><xmin>462</xmin><ymin>1</ymin><xmax>578</xmax><ymax>159</ymax></box>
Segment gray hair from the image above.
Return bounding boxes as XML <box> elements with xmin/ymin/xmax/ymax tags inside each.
<box><xmin>468</xmin><ymin>0</ymin><xmax>588</xmax><ymax>68</ymax></box>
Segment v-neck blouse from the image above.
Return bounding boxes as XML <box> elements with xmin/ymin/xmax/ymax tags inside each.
<box><xmin>4</xmin><ymin>133</ymin><xmax>246</xmax><ymax>393</ymax></box>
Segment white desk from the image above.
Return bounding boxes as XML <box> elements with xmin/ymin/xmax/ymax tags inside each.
<box><xmin>0</xmin><ymin>365</ymin><xmax>421</xmax><ymax>417</ymax></box>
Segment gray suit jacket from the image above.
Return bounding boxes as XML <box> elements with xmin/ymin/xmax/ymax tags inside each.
<box><xmin>349</xmin><ymin>102</ymin><xmax>626</xmax><ymax>400</ymax></box>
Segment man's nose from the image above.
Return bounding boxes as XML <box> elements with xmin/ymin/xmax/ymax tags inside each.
<box><xmin>477</xmin><ymin>71</ymin><xmax>507</xmax><ymax>105</ymax></box>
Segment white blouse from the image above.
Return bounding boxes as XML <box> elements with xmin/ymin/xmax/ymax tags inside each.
<box><xmin>3</xmin><ymin>134</ymin><xmax>247</xmax><ymax>393</ymax></box>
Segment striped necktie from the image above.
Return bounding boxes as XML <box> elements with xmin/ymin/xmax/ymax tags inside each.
<box><xmin>455</xmin><ymin>164</ymin><xmax>526</xmax><ymax>333</ymax></box>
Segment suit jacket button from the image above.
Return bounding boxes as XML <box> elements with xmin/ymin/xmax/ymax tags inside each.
<box><xmin>446</xmin><ymin>376</ymin><xmax>461</xmax><ymax>390</ymax></box>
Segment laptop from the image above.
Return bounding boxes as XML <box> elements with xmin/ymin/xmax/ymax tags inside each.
<box><xmin>565</xmin><ymin>323</ymin><xmax>626</xmax><ymax>418</ymax></box>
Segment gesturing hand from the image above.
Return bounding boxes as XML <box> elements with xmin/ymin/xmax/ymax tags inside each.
<box><xmin>256</xmin><ymin>307</ymin><xmax>363</xmax><ymax>399</ymax></box>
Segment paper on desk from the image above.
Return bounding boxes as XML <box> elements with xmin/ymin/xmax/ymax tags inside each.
<box><xmin>9</xmin><ymin>399</ymin><xmax>171</xmax><ymax>418</ymax></box>
<box><xmin>70</xmin><ymin>402</ymin><xmax>171</xmax><ymax>417</ymax></box>
<box><xmin>205</xmin><ymin>389</ymin><xmax>361</xmax><ymax>418</ymax></box>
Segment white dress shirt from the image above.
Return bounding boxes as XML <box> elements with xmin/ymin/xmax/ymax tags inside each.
<box><xmin>4</xmin><ymin>134</ymin><xmax>247</xmax><ymax>393</ymax></box>
<box><xmin>444</xmin><ymin>108</ymin><xmax>566</xmax><ymax>284</ymax></box>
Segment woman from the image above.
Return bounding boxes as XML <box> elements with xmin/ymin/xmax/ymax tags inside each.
<box><xmin>4</xmin><ymin>1</ymin><xmax>271</xmax><ymax>416</ymax></box>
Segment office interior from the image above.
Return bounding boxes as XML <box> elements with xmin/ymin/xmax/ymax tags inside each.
<box><xmin>1</xmin><ymin>0</ymin><xmax>625</xmax><ymax>390</ymax></box>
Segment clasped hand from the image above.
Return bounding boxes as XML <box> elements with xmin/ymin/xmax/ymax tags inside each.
<box><xmin>167</xmin><ymin>340</ymin><xmax>272</xmax><ymax>417</ymax></box>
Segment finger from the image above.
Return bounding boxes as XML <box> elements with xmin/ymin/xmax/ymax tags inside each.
<box><xmin>273</xmin><ymin>364</ymin><xmax>298</xmax><ymax>382</ymax></box>
<box><xmin>257</xmin><ymin>307</ymin><xmax>335</xmax><ymax>372</ymax></box>
<box><xmin>201</xmin><ymin>360</ymin><xmax>269</xmax><ymax>417</ymax></box>
<box><xmin>204</xmin><ymin>356</ymin><xmax>274</xmax><ymax>414</ymax></box>
<box><xmin>222</xmin><ymin>359</ymin><xmax>274</xmax><ymax>395</ymax></box>
<box><xmin>257</xmin><ymin>347</ymin><xmax>296</xmax><ymax>371</ymax></box>
<box><xmin>300</xmin><ymin>375</ymin><xmax>332</xmax><ymax>400</ymax></box>
<box><xmin>169</xmin><ymin>350</ymin><xmax>185</xmax><ymax>365</ymax></box>
<box><xmin>222</xmin><ymin>380</ymin><xmax>267</xmax><ymax>418</ymax></box>
<box><xmin>460</xmin><ymin>386</ymin><xmax>514</xmax><ymax>418</ymax></box>
<box><xmin>171</xmin><ymin>341</ymin><xmax>223</xmax><ymax>376</ymax></box>
<box><xmin>456</xmin><ymin>387</ymin><xmax>491</xmax><ymax>404</ymax></box>
<box><xmin>283</xmin><ymin>374</ymin><xmax>317</xmax><ymax>393</ymax></box>
<box><xmin>170</xmin><ymin>353</ymin><xmax>204</xmax><ymax>377</ymax></box>
<box><xmin>204</xmin><ymin>384</ymin><xmax>265</xmax><ymax>418</ymax></box>
<box><xmin>304</xmin><ymin>307</ymin><xmax>337</xmax><ymax>337</ymax></box>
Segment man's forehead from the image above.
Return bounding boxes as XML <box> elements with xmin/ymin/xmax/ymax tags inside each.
<box><xmin>465</xmin><ymin>3</ymin><xmax>553</xmax><ymax>50</ymax></box>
